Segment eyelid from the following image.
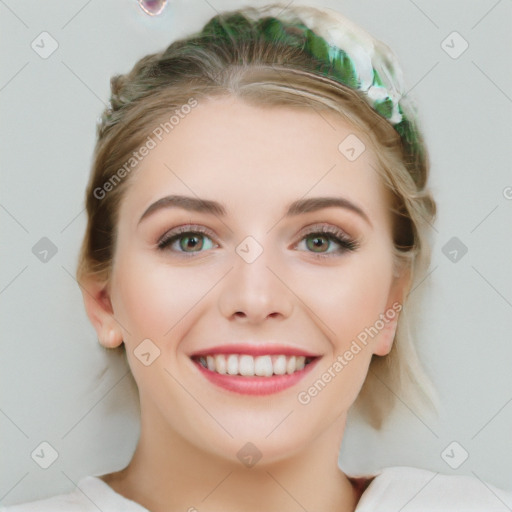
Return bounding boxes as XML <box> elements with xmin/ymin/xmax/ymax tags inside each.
<box><xmin>295</xmin><ymin>222</ymin><xmax>355</xmax><ymax>242</ymax></box>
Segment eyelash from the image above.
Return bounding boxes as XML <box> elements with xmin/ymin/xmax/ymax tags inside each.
<box><xmin>156</xmin><ymin>224</ymin><xmax>359</xmax><ymax>259</ymax></box>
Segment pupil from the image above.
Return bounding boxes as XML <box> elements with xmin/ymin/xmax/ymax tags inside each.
<box><xmin>308</xmin><ymin>236</ymin><xmax>328</xmax><ymax>252</ymax></box>
<box><xmin>181</xmin><ymin>235</ymin><xmax>202</xmax><ymax>251</ymax></box>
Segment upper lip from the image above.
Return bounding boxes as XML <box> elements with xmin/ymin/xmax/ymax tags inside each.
<box><xmin>189</xmin><ymin>343</ymin><xmax>321</xmax><ymax>358</ymax></box>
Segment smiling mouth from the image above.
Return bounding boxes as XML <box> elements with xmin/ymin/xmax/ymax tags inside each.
<box><xmin>192</xmin><ymin>354</ymin><xmax>316</xmax><ymax>377</ymax></box>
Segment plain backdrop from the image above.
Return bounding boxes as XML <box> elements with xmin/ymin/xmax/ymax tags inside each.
<box><xmin>1</xmin><ymin>0</ymin><xmax>511</xmax><ymax>506</ymax></box>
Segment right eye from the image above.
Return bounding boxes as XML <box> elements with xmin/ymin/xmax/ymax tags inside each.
<box><xmin>157</xmin><ymin>225</ymin><xmax>218</xmax><ymax>255</ymax></box>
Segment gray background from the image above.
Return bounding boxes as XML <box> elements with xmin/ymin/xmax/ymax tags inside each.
<box><xmin>1</xmin><ymin>0</ymin><xmax>511</xmax><ymax>506</ymax></box>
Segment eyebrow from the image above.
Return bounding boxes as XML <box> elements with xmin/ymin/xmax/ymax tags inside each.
<box><xmin>138</xmin><ymin>194</ymin><xmax>372</xmax><ymax>227</ymax></box>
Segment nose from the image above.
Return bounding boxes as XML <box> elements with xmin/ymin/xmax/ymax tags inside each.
<box><xmin>217</xmin><ymin>243</ymin><xmax>294</xmax><ymax>324</ymax></box>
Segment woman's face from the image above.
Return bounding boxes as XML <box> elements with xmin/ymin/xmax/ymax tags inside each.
<box><xmin>91</xmin><ymin>95</ymin><xmax>407</xmax><ymax>463</ymax></box>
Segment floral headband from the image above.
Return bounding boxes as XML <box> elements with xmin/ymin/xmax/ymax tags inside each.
<box><xmin>201</xmin><ymin>10</ymin><xmax>423</xmax><ymax>165</ymax></box>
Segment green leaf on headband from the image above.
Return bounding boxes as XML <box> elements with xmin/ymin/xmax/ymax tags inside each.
<box><xmin>304</xmin><ymin>28</ymin><xmax>330</xmax><ymax>63</ymax></box>
<box><xmin>331</xmin><ymin>48</ymin><xmax>358</xmax><ymax>88</ymax></box>
<box><xmin>374</xmin><ymin>97</ymin><xmax>393</xmax><ymax>119</ymax></box>
<box><xmin>395</xmin><ymin>117</ymin><xmax>423</xmax><ymax>167</ymax></box>
<box><xmin>260</xmin><ymin>18</ymin><xmax>286</xmax><ymax>43</ymax></box>
<box><xmin>260</xmin><ymin>18</ymin><xmax>303</xmax><ymax>49</ymax></box>
<box><xmin>202</xmin><ymin>17</ymin><xmax>230</xmax><ymax>41</ymax></box>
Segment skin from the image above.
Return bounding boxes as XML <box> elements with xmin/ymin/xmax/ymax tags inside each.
<box><xmin>82</xmin><ymin>95</ymin><xmax>410</xmax><ymax>512</ymax></box>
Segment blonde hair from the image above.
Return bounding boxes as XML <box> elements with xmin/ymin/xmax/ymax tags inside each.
<box><xmin>77</xmin><ymin>3</ymin><xmax>437</xmax><ymax>428</ymax></box>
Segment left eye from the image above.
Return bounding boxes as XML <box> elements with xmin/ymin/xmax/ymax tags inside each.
<box><xmin>295</xmin><ymin>230</ymin><xmax>358</xmax><ymax>255</ymax></box>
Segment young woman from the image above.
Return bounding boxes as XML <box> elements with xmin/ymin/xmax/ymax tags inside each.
<box><xmin>3</xmin><ymin>3</ymin><xmax>510</xmax><ymax>511</ymax></box>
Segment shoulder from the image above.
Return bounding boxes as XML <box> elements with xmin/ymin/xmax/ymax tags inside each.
<box><xmin>355</xmin><ymin>466</ymin><xmax>512</xmax><ymax>511</ymax></box>
<box><xmin>0</xmin><ymin>475</ymin><xmax>147</xmax><ymax>512</ymax></box>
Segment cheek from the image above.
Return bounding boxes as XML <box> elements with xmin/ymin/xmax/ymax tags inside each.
<box><xmin>110</xmin><ymin>250</ymin><xmax>211</xmax><ymax>345</ymax></box>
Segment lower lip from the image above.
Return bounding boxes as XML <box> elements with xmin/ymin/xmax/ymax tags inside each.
<box><xmin>193</xmin><ymin>358</ymin><xmax>319</xmax><ymax>396</ymax></box>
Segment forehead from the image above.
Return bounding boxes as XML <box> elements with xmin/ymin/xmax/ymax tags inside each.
<box><xmin>120</xmin><ymin>95</ymin><xmax>390</xmax><ymax>223</ymax></box>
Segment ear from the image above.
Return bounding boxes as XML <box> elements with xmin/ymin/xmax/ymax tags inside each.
<box><xmin>372</xmin><ymin>266</ymin><xmax>411</xmax><ymax>357</ymax></box>
<box><xmin>79</xmin><ymin>274</ymin><xmax>124</xmax><ymax>349</ymax></box>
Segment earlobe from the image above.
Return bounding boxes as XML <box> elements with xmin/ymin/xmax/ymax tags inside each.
<box><xmin>100</xmin><ymin>327</ymin><xmax>124</xmax><ymax>349</ymax></box>
<box><xmin>372</xmin><ymin>316</ymin><xmax>398</xmax><ymax>356</ymax></box>
<box><xmin>372</xmin><ymin>266</ymin><xmax>409</xmax><ymax>356</ymax></box>
<box><xmin>79</xmin><ymin>275</ymin><xmax>124</xmax><ymax>348</ymax></box>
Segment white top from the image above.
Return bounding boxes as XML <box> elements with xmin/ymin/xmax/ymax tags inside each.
<box><xmin>1</xmin><ymin>466</ymin><xmax>511</xmax><ymax>511</ymax></box>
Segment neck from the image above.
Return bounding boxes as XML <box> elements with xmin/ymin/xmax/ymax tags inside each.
<box><xmin>102</xmin><ymin>406</ymin><xmax>359</xmax><ymax>512</ymax></box>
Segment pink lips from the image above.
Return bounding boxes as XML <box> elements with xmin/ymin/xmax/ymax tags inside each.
<box><xmin>190</xmin><ymin>344</ymin><xmax>321</xmax><ymax>396</ymax></box>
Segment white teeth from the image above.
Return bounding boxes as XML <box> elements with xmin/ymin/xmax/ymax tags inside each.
<box><xmin>239</xmin><ymin>355</ymin><xmax>255</xmax><ymax>376</ymax></box>
<box><xmin>215</xmin><ymin>354</ymin><xmax>227</xmax><ymax>374</ymax></box>
<box><xmin>254</xmin><ymin>355</ymin><xmax>273</xmax><ymax>377</ymax></box>
<box><xmin>273</xmin><ymin>355</ymin><xmax>287</xmax><ymax>375</ymax></box>
<box><xmin>196</xmin><ymin>354</ymin><xmax>312</xmax><ymax>377</ymax></box>
<box><xmin>286</xmin><ymin>356</ymin><xmax>296</xmax><ymax>374</ymax></box>
<box><xmin>227</xmin><ymin>354</ymin><xmax>238</xmax><ymax>375</ymax></box>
